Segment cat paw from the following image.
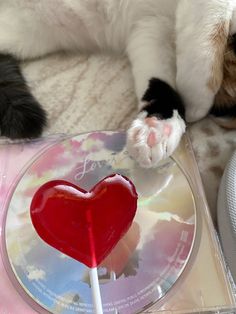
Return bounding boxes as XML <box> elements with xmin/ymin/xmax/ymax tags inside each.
<box><xmin>0</xmin><ymin>95</ymin><xmax>47</xmax><ymax>139</ymax></box>
<box><xmin>127</xmin><ymin>110</ymin><xmax>186</xmax><ymax>168</ymax></box>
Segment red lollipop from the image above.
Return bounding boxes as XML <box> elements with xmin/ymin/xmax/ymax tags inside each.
<box><xmin>30</xmin><ymin>174</ymin><xmax>138</xmax><ymax>313</ymax></box>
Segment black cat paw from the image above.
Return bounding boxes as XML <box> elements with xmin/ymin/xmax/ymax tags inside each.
<box><xmin>0</xmin><ymin>93</ymin><xmax>47</xmax><ymax>139</ymax></box>
<box><xmin>0</xmin><ymin>53</ymin><xmax>47</xmax><ymax>139</ymax></box>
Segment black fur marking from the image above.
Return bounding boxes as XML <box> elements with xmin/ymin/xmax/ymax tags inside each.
<box><xmin>210</xmin><ymin>104</ymin><xmax>236</xmax><ymax>117</ymax></box>
<box><xmin>142</xmin><ymin>78</ymin><xmax>185</xmax><ymax>120</ymax></box>
<box><xmin>0</xmin><ymin>54</ymin><xmax>47</xmax><ymax>139</ymax></box>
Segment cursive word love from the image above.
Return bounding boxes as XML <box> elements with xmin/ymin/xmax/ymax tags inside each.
<box><xmin>74</xmin><ymin>153</ymin><xmax>129</xmax><ymax>181</ymax></box>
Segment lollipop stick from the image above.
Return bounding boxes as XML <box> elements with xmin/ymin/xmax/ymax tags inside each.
<box><xmin>110</xmin><ymin>271</ymin><xmax>118</xmax><ymax>314</ymax></box>
<box><xmin>110</xmin><ymin>270</ymin><xmax>116</xmax><ymax>282</ymax></box>
<box><xmin>90</xmin><ymin>267</ymin><xmax>103</xmax><ymax>314</ymax></box>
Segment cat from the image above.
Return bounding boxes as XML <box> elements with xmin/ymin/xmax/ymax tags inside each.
<box><xmin>0</xmin><ymin>0</ymin><xmax>235</xmax><ymax>167</ymax></box>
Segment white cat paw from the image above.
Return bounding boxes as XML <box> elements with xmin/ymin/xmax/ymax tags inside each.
<box><xmin>127</xmin><ymin>110</ymin><xmax>186</xmax><ymax>168</ymax></box>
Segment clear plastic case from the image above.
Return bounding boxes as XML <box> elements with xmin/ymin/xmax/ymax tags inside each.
<box><xmin>0</xmin><ymin>131</ymin><xmax>235</xmax><ymax>314</ymax></box>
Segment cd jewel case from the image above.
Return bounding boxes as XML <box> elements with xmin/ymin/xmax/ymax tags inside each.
<box><xmin>0</xmin><ymin>131</ymin><xmax>235</xmax><ymax>314</ymax></box>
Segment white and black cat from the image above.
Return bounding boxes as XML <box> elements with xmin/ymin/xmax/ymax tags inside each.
<box><xmin>0</xmin><ymin>0</ymin><xmax>235</xmax><ymax>167</ymax></box>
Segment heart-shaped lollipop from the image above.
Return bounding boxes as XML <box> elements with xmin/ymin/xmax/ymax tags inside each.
<box><xmin>30</xmin><ymin>174</ymin><xmax>138</xmax><ymax>313</ymax></box>
<box><xmin>30</xmin><ymin>174</ymin><xmax>138</xmax><ymax>267</ymax></box>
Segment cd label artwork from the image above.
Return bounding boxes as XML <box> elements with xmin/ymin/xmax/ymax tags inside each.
<box><xmin>3</xmin><ymin>131</ymin><xmax>197</xmax><ymax>313</ymax></box>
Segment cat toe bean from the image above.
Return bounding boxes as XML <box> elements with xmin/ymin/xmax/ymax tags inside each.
<box><xmin>127</xmin><ymin>110</ymin><xmax>186</xmax><ymax>168</ymax></box>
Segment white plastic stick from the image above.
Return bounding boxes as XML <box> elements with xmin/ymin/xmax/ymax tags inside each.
<box><xmin>110</xmin><ymin>271</ymin><xmax>116</xmax><ymax>282</ymax></box>
<box><xmin>110</xmin><ymin>271</ymin><xmax>118</xmax><ymax>314</ymax></box>
<box><xmin>90</xmin><ymin>267</ymin><xmax>103</xmax><ymax>314</ymax></box>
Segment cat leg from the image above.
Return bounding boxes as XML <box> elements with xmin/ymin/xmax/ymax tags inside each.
<box><xmin>0</xmin><ymin>6</ymin><xmax>58</xmax><ymax>138</ymax></box>
<box><xmin>176</xmin><ymin>0</ymin><xmax>232</xmax><ymax>123</ymax></box>
<box><xmin>126</xmin><ymin>16</ymin><xmax>186</xmax><ymax>168</ymax></box>
<box><xmin>0</xmin><ymin>6</ymin><xmax>59</xmax><ymax>59</ymax></box>
<box><xmin>0</xmin><ymin>54</ymin><xmax>46</xmax><ymax>139</ymax></box>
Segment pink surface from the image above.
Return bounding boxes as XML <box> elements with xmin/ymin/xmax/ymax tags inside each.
<box><xmin>0</xmin><ymin>141</ymin><xmax>56</xmax><ymax>313</ymax></box>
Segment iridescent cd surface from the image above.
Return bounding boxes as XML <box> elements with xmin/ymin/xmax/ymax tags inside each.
<box><xmin>4</xmin><ymin>131</ymin><xmax>197</xmax><ymax>313</ymax></box>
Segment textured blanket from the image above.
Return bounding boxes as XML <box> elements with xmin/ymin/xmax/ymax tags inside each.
<box><xmin>22</xmin><ymin>52</ymin><xmax>236</xmax><ymax>224</ymax></box>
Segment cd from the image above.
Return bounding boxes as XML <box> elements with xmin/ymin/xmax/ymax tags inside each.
<box><xmin>2</xmin><ymin>131</ymin><xmax>197</xmax><ymax>313</ymax></box>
